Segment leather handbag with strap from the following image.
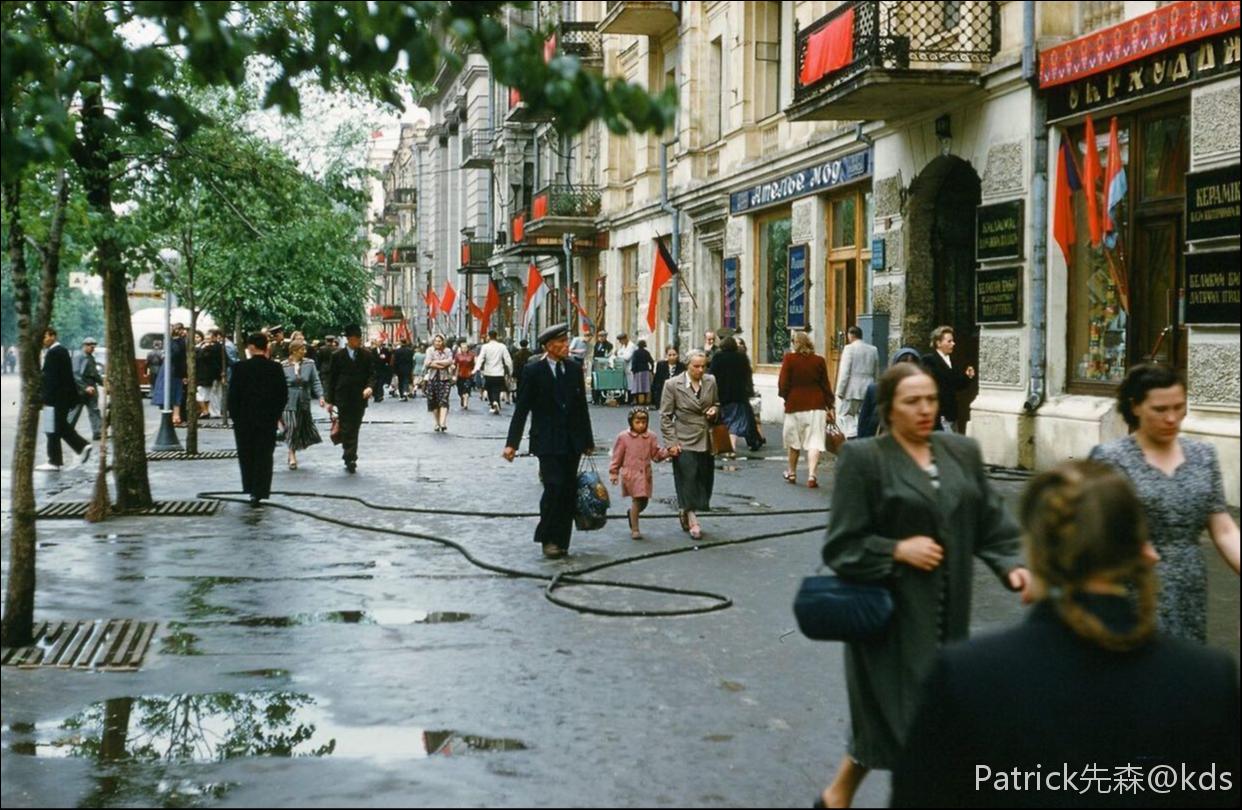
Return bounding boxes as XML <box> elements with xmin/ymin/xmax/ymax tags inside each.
<box><xmin>825</xmin><ymin>417</ymin><xmax>846</xmax><ymax>455</ymax></box>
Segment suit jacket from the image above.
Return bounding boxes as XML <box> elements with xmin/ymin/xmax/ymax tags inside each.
<box><xmin>892</xmin><ymin>596</ymin><xmax>1240</xmax><ymax>808</ymax></box>
<box><xmin>282</xmin><ymin>358</ymin><xmax>324</xmax><ymax>411</ymax></box>
<box><xmin>227</xmin><ymin>356</ymin><xmax>287</xmax><ymax>431</ymax></box>
<box><xmin>42</xmin><ymin>344</ymin><xmax>79</xmax><ymax>409</ymax></box>
<box><xmin>393</xmin><ymin>346</ymin><xmax>415</xmax><ymax>373</ymax></box>
<box><xmin>822</xmin><ymin>433</ymin><xmax>1022</xmax><ymax>768</ymax></box>
<box><xmin>836</xmin><ymin>339</ymin><xmax>879</xmax><ymax>401</ymax></box>
<box><xmin>922</xmin><ymin>350</ymin><xmax>972</xmax><ymax>423</ymax></box>
<box><xmin>325</xmin><ymin>347</ymin><xmax>375</xmax><ymax>415</ymax></box>
<box><xmin>73</xmin><ymin>351</ymin><xmax>104</xmax><ymax>395</ymax></box>
<box><xmin>658</xmin><ymin>372</ymin><xmax>720</xmax><ymax>453</ymax></box>
<box><xmin>506</xmin><ymin>356</ymin><xmax>593</xmax><ymax>456</ymax></box>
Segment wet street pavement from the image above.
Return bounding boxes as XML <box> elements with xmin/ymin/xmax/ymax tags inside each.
<box><xmin>2</xmin><ymin>373</ymin><xmax>1238</xmax><ymax>808</ymax></box>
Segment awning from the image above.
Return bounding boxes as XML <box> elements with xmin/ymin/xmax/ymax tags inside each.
<box><xmin>1039</xmin><ymin>1</ymin><xmax>1239</xmax><ymax>89</ymax></box>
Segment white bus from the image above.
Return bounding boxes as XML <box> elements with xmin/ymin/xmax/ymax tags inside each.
<box><xmin>132</xmin><ymin>307</ymin><xmax>217</xmax><ymax>394</ymax></box>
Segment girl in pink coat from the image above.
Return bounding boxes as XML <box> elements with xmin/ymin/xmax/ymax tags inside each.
<box><xmin>610</xmin><ymin>407</ymin><xmax>669</xmax><ymax>539</ymax></box>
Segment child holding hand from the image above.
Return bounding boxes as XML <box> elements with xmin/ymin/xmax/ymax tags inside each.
<box><xmin>610</xmin><ymin>407</ymin><xmax>668</xmax><ymax>539</ymax></box>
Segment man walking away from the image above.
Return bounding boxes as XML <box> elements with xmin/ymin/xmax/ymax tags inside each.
<box><xmin>502</xmin><ymin>323</ymin><xmax>595</xmax><ymax>558</ymax></box>
<box><xmin>37</xmin><ymin>327</ymin><xmax>91</xmax><ymax>472</ymax></box>
<box><xmin>324</xmin><ymin>324</ymin><xmax>374</xmax><ymax>473</ymax></box>
<box><xmin>835</xmin><ymin>326</ymin><xmax>879</xmax><ymax>438</ymax></box>
<box><xmin>227</xmin><ymin>333</ymin><xmax>287</xmax><ymax>506</ymax></box>
<box><xmin>476</xmin><ymin>331</ymin><xmax>514</xmax><ymax>414</ymax></box>
<box><xmin>70</xmin><ymin>336</ymin><xmax>104</xmax><ymax>440</ymax></box>
<box><xmin>393</xmin><ymin>340</ymin><xmax>415</xmax><ymax>401</ymax></box>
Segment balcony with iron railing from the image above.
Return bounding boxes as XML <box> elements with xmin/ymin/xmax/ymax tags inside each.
<box><xmin>553</xmin><ymin>21</ymin><xmax>603</xmax><ymax>68</ymax></box>
<box><xmin>392</xmin><ymin>187</ymin><xmax>417</xmax><ymax>207</ymax></box>
<box><xmin>787</xmin><ymin>1</ymin><xmax>1000</xmax><ymax>122</ymax></box>
<box><xmin>525</xmin><ymin>184</ymin><xmax>602</xmax><ymax>238</ymax></box>
<box><xmin>459</xmin><ymin>239</ymin><xmax>495</xmax><ymax>274</ymax></box>
<box><xmin>598</xmin><ymin>1</ymin><xmax>679</xmax><ymax>37</ymax></box>
<box><xmin>461</xmin><ymin>129</ymin><xmax>494</xmax><ymax>169</ymax></box>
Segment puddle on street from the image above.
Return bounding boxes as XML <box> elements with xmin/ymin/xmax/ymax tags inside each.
<box><xmin>3</xmin><ymin>691</ymin><xmax>528</xmax><ymax>805</ymax></box>
<box><xmin>227</xmin><ymin>609</ymin><xmax>476</xmax><ymax>627</ymax></box>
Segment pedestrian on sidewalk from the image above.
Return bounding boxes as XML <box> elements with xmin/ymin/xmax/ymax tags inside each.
<box><xmin>228</xmin><ymin>333</ymin><xmax>287</xmax><ymax>505</ymax></box>
<box><xmin>777</xmin><ymin>330</ymin><xmax>834</xmax><ymax>488</ymax></box>
<box><xmin>659</xmin><ymin>348</ymin><xmax>719</xmax><ymax>540</ymax></box>
<box><xmin>629</xmin><ymin>339</ymin><xmax>654</xmax><ymax>407</ymax></box>
<box><xmin>835</xmin><ymin>325</ymin><xmax>879</xmax><ymax>438</ymax></box>
<box><xmin>609</xmin><ymin>407</ymin><xmax>668</xmax><ymax>540</ymax></box>
<box><xmin>282</xmin><ymin>339</ymin><xmax>324</xmax><ymax>470</ymax></box>
<box><xmin>651</xmin><ymin>346</ymin><xmax>684</xmax><ymax>410</ymax></box>
<box><xmin>145</xmin><ymin>340</ymin><xmax>163</xmax><ymax>395</ymax></box>
<box><xmin>921</xmin><ymin>325</ymin><xmax>975</xmax><ymax>433</ymax></box>
<box><xmin>475</xmin><ymin>331</ymin><xmax>514</xmax><ymax>414</ymax></box>
<box><xmin>324</xmin><ymin>324</ymin><xmax>375</xmax><ymax>473</ymax></box>
<box><xmin>70</xmin><ymin>336</ymin><xmax>104</xmax><ymax>440</ymax></box>
<box><xmin>709</xmin><ymin>336</ymin><xmax>761</xmax><ymax>454</ymax></box>
<box><xmin>816</xmin><ymin>362</ymin><xmax>1029</xmax><ymax>809</ymax></box>
<box><xmin>424</xmin><ymin>334</ymin><xmax>455</xmax><ymax>432</ymax></box>
<box><xmin>454</xmin><ymin>340</ymin><xmax>476</xmax><ymax>411</ymax></box>
<box><xmin>36</xmin><ymin>327</ymin><xmax>92</xmax><ymax>472</ymax></box>
<box><xmin>512</xmin><ymin>339</ymin><xmax>533</xmax><ymax>392</ymax></box>
<box><xmin>614</xmin><ymin>333</ymin><xmax>635</xmax><ymax>405</ymax></box>
<box><xmin>393</xmin><ymin>340</ymin><xmax>415</xmax><ymax>401</ymax></box>
<box><xmin>891</xmin><ymin>460</ymin><xmax>1239</xmax><ymax>808</ymax></box>
<box><xmin>503</xmin><ymin>323</ymin><xmax>595</xmax><ymax>559</ymax></box>
<box><xmin>856</xmin><ymin>347</ymin><xmax>922</xmax><ymax>439</ymax></box>
<box><xmin>373</xmin><ymin>339</ymin><xmax>392</xmax><ymax>402</ymax></box>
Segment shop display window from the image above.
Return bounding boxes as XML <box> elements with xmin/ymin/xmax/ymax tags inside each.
<box><xmin>757</xmin><ymin>211</ymin><xmax>792</xmax><ymax>364</ymax></box>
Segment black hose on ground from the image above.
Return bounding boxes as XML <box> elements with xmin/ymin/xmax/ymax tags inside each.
<box><xmin>196</xmin><ymin>490</ymin><xmax>826</xmax><ymax>618</ymax></box>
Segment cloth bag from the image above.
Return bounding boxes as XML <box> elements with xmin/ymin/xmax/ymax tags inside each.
<box><xmin>793</xmin><ymin>574</ymin><xmax>893</xmax><ymax>642</ymax></box>
<box><xmin>573</xmin><ymin>456</ymin><xmax>610</xmax><ymax>531</ymax></box>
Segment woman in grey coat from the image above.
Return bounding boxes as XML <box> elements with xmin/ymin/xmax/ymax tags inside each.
<box><xmin>658</xmin><ymin>349</ymin><xmax>719</xmax><ymax>540</ymax></box>
<box><xmin>282</xmin><ymin>339</ymin><xmax>325</xmax><ymax>470</ymax></box>
<box><xmin>817</xmin><ymin>362</ymin><xmax>1030</xmax><ymax>808</ymax></box>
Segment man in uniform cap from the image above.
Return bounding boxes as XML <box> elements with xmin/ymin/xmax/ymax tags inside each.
<box><xmin>324</xmin><ymin>324</ymin><xmax>375</xmax><ymax>473</ymax></box>
<box><xmin>503</xmin><ymin>323</ymin><xmax>595</xmax><ymax>558</ymax></box>
<box><xmin>268</xmin><ymin>325</ymin><xmax>289</xmax><ymax>362</ymax></box>
<box><xmin>70</xmin><ymin>336</ymin><xmax>104</xmax><ymax>440</ymax></box>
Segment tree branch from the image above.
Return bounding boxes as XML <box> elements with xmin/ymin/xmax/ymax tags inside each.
<box><xmin>199</xmin><ymin>174</ymin><xmax>266</xmax><ymax>239</ymax></box>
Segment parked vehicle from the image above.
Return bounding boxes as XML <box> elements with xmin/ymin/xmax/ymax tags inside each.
<box><xmin>132</xmin><ymin>307</ymin><xmax>217</xmax><ymax>395</ymax></box>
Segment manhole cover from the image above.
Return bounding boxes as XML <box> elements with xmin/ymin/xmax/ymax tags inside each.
<box><xmin>1</xmin><ymin>619</ymin><xmax>157</xmax><ymax>671</ymax></box>
<box><xmin>147</xmin><ymin>450</ymin><xmax>239</xmax><ymax>462</ymax></box>
<box><xmin>36</xmin><ymin>500</ymin><xmax>221</xmax><ymax>520</ymax></box>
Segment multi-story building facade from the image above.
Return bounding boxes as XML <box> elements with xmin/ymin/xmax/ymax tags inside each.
<box><xmin>392</xmin><ymin>1</ymin><xmax>1240</xmax><ymax>502</ymax></box>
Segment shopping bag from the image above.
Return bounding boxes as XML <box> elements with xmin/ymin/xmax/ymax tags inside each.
<box><xmin>574</xmin><ymin>456</ymin><xmax>610</xmax><ymax>531</ymax></box>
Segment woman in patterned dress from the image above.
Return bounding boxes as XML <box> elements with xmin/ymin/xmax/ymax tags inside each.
<box><xmin>1089</xmin><ymin>364</ymin><xmax>1239</xmax><ymax>643</ymax></box>
<box><xmin>281</xmin><ymin>339</ymin><xmax>324</xmax><ymax>470</ymax></box>
<box><xmin>424</xmin><ymin>334</ymin><xmax>455</xmax><ymax>433</ymax></box>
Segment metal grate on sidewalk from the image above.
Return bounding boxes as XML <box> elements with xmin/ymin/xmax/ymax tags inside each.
<box><xmin>147</xmin><ymin>450</ymin><xmax>239</xmax><ymax>461</ymax></box>
<box><xmin>1</xmin><ymin>619</ymin><xmax>157</xmax><ymax>671</ymax></box>
<box><xmin>36</xmin><ymin>500</ymin><xmax>221</xmax><ymax>520</ymax></box>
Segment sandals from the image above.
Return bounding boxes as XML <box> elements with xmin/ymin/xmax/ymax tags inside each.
<box><xmin>783</xmin><ymin>471</ymin><xmax>797</xmax><ymax>484</ymax></box>
<box><xmin>807</xmin><ymin>476</ymin><xmax>819</xmax><ymax>489</ymax></box>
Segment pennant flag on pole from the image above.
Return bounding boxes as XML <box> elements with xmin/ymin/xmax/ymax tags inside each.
<box><xmin>568</xmin><ymin>288</ymin><xmax>593</xmax><ymax>334</ymax></box>
<box><xmin>425</xmin><ymin>288</ymin><xmax>440</xmax><ymax>320</ymax></box>
<box><xmin>481</xmin><ymin>280</ymin><xmax>501</xmax><ymax>336</ymax></box>
<box><xmin>1103</xmin><ymin>116</ymin><xmax>1128</xmax><ymax>250</ymax></box>
<box><xmin>441</xmin><ymin>280</ymin><xmax>457</xmax><ymax>317</ymax></box>
<box><xmin>646</xmin><ymin>238</ymin><xmax>679</xmax><ymax>333</ymax></box>
<box><xmin>1053</xmin><ymin>134</ymin><xmax>1081</xmax><ymax>267</ymax></box>
<box><xmin>1082</xmin><ymin>115</ymin><xmax>1103</xmax><ymax>248</ymax></box>
<box><xmin>468</xmin><ymin>299</ymin><xmax>485</xmax><ymax>321</ymax></box>
<box><xmin>522</xmin><ymin>264</ymin><xmax>547</xmax><ymax>332</ymax></box>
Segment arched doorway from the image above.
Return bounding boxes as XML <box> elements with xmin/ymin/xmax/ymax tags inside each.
<box><xmin>904</xmin><ymin>155</ymin><xmax>982</xmax><ymax>429</ymax></box>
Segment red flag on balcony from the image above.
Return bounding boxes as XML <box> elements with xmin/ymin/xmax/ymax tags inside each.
<box><xmin>544</xmin><ymin>34</ymin><xmax>557</xmax><ymax>64</ymax></box>
<box><xmin>509</xmin><ymin>87</ymin><xmax>522</xmax><ymax>109</ymax></box>
<box><xmin>798</xmin><ymin>7</ymin><xmax>855</xmax><ymax>87</ymax></box>
<box><xmin>646</xmin><ymin>239</ymin><xmax>678</xmax><ymax>333</ymax></box>
<box><xmin>532</xmin><ymin>192</ymin><xmax>549</xmax><ymax>220</ymax></box>
<box><xmin>1082</xmin><ymin>115</ymin><xmax>1104</xmax><ymax>248</ymax></box>
<box><xmin>461</xmin><ymin>242</ymin><xmax>471</xmax><ymax>266</ymax></box>
<box><xmin>512</xmin><ymin>213</ymin><xmax>525</xmax><ymax>243</ymax></box>
<box><xmin>441</xmin><ymin>280</ymin><xmax>457</xmax><ymax>317</ymax></box>
<box><xmin>1053</xmin><ymin>133</ymin><xmax>1082</xmax><ymax>267</ymax></box>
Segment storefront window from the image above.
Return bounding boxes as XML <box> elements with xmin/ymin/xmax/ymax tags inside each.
<box><xmin>1067</xmin><ymin>105</ymin><xmax>1188</xmax><ymax>390</ymax></box>
<box><xmin>831</xmin><ymin>197</ymin><xmax>857</xmax><ymax>248</ymax></box>
<box><xmin>758</xmin><ymin>211</ymin><xmax>792</xmax><ymax>364</ymax></box>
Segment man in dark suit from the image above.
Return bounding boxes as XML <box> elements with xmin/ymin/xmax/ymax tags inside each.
<box><xmin>37</xmin><ymin>327</ymin><xmax>91</xmax><ymax>472</ymax></box>
<box><xmin>227</xmin><ymin>333</ymin><xmax>287</xmax><ymax>506</ymax></box>
<box><xmin>922</xmin><ymin>325</ymin><xmax>975</xmax><ymax>433</ymax></box>
<box><xmin>393</xmin><ymin>340</ymin><xmax>415</xmax><ymax>401</ymax></box>
<box><xmin>316</xmin><ymin>335</ymin><xmax>337</xmax><ymax>381</ymax></box>
<box><xmin>324</xmin><ymin>324</ymin><xmax>374</xmax><ymax>473</ymax></box>
<box><xmin>503</xmin><ymin>323</ymin><xmax>595</xmax><ymax>558</ymax></box>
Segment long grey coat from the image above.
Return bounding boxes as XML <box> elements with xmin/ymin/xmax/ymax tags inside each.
<box><xmin>283</xmin><ymin>359</ymin><xmax>324</xmax><ymax>411</ymax></box>
<box><xmin>658</xmin><ymin>372</ymin><xmax>719</xmax><ymax>453</ymax></box>
<box><xmin>835</xmin><ymin>339</ymin><xmax>880</xmax><ymax>401</ymax></box>
<box><xmin>822</xmin><ymin>433</ymin><xmax>1021</xmax><ymax>769</ymax></box>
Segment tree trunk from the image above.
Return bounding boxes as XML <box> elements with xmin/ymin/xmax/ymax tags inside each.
<box><xmin>1</xmin><ymin>172</ymin><xmax>67</xmax><ymax>648</ymax></box>
<box><xmin>75</xmin><ymin>77</ymin><xmax>152</xmax><ymax>510</ymax></box>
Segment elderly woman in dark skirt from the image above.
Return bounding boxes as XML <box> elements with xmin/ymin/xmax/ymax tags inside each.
<box><xmin>658</xmin><ymin>349</ymin><xmax>719</xmax><ymax>540</ymax></box>
<box><xmin>282</xmin><ymin>339</ymin><xmax>324</xmax><ymax>470</ymax></box>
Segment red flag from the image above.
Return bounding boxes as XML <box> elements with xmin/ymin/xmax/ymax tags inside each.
<box><xmin>568</xmin><ymin>288</ymin><xmax>593</xmax><ymax>334</ymax></box>
<box><xmin>441</xmin><ymin>280</ymin><xmax>457</xmax><ymax>317</ymax></box>
<box><xmin>798</xmin><ymin>7</ymin><xmax>855</xmax><ymax>87</ymax></box>
<box><xmin>1082</xmin><ymin>116</ymin><xmax>1103</xmax><ymax>247</ymax></box>
<box><xmin>1053</xmin><ymin>134</ymin><xmax>1082</xmax><ymax>267</ymax></box>
<box><xmin>468</xmin><ymin>299</ymin><xmax>485</xmax><ymax>321</ymax></box>
<box><xmin>522</xmin><ymin>264</ymin><xmax>547</xmax><ymax>331</ymax></box>
<box><xmin>646</xmin><ymin>239</ymin><xmax>678</xmax><ymax>333</ymax></box>
<box><xmin>425</xmin><ymin>289</ymin><xmax>440</xmax><ymax>319</ymax></box>
<box><xmin>481</xmin><ymin>280</ymin><xmax>500</xmax><ymax>336</ymax></box>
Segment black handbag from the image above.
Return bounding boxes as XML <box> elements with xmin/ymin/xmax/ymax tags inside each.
<box><xmin>793</xmin><ymin>574</ymin><xmax>894</xmax><ymax>642</ymax></box>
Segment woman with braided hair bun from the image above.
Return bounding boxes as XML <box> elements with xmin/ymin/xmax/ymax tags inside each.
<box><xmin>891</xmin><ymin>461</ymin><xmax>1240</xmax><ymax>808</ymax></box>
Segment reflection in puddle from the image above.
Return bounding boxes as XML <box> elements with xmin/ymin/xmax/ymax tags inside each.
<box><xmin>228</xmin><ymin>610</ymin><xmax>476</xmax><ymax>627</ymax></box>
<box><xmin>2</xmin><ymin>691</ymin><xmax>527</xmax><ymax>805</ymax></box>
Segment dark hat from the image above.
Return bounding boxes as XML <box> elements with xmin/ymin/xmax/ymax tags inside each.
<box><xmin>342</xmin><ymin>324</ymin><xmax>362</xmax><ymax>338</ymax></box>
<box><xmin>324</xmin><ymin>334</ymin><xmax>337</xmax><ymax>342</ymax></box>
<box><xmin>537</xmin><ymin>323</ymin><xmax>570</xmax><ymax>345</ymax></box>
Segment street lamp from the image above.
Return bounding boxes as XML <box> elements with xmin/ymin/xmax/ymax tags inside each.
<box><xmin>152</xmin><ymin>248</ymin><xmax>182</xmax><ymax>451</ymax></box>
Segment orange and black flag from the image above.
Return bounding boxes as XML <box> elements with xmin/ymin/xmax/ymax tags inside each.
<box><xmin>646</xmin><ymin>239</ymin><xmax>678</xmax><ymax>333</ymax></box>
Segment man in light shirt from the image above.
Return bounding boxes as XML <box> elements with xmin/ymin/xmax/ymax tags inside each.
<box><xmin>475</xmin><ymin>330</ymin><xmax>515</xmax><ymax>415</ymax></box>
